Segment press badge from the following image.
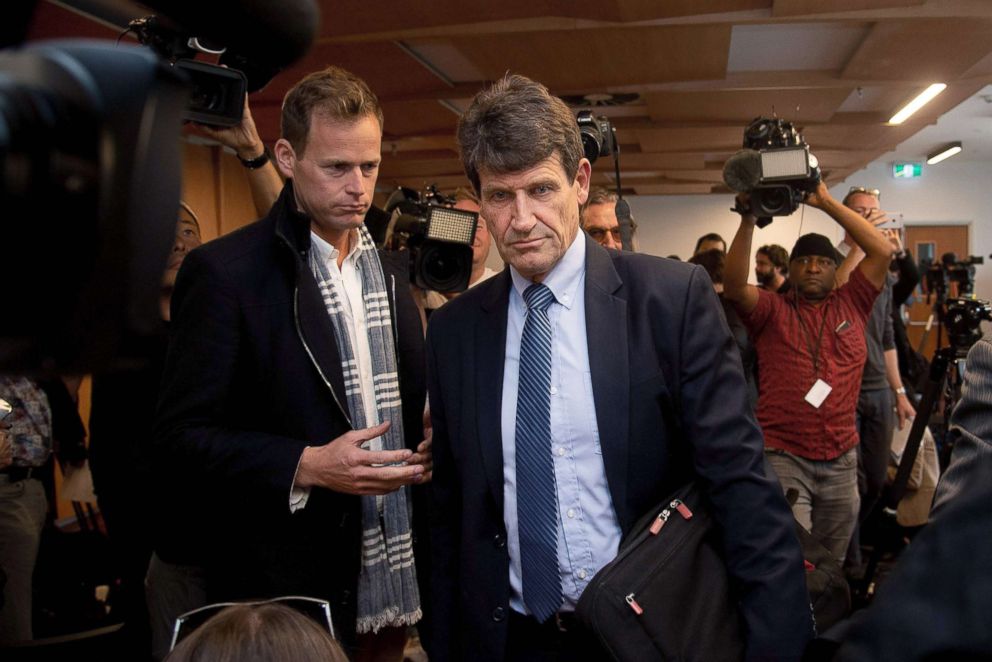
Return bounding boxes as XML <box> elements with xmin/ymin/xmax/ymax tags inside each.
<box><xmin>805</xmin><ymin>379</ymin><xmax>832</xmax><ymax>408</ymax></box>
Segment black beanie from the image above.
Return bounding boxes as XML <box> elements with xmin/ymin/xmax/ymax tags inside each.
<box><xmin>790</xmin><ymin>233</ymin><xmax>841</xmax><ymax>264</ymax></box>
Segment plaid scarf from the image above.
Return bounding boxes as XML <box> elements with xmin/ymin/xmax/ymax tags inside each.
<box><xmin>309</xmin><ymin>225</ymin><xmax>421</xmax><ymax>634</ymax></box>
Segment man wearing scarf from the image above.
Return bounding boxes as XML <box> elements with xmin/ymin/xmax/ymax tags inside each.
<box><xmin>153</xmin><ymin>66</ymin><xmax>430</xmax><ymax>661</ymax></box>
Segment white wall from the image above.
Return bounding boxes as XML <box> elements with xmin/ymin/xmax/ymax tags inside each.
<box><xmin>626</xmin><ymin>159</ymin><xmax>992</xmax><ymax>298</ymax></box>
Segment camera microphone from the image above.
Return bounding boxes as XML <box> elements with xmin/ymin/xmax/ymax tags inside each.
<box><xmin>722</xmin><ymin>149</ymin><xmax>762</xmax><ymax>193</ymax></box>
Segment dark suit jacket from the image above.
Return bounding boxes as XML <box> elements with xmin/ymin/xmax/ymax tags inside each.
<box><xmin>425</xmin><ymin>239</ymin><xmax>813</xmax><ymax>661</ymax></box>
<box><xmin>150</xmin><ymin>183</ymin><xmax>426</xmax><ymax>638</ymax></box>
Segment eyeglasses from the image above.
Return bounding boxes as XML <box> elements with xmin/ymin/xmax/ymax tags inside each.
<box><xmin>587</xmin><ymin>227</ymin><xmax>622</xmax><ymax>242</ymax></box>
<box><xmin>170</xmin><ymin>596</ymin><xmax>334</xmax><ymax>651</ymax></box>
<box><xmin>847</xmin><ymin>186</ymin><xmax>880</xmax><ymax>199</ymax></box>
<box><xmin>792</xmin><ymin>256</ymin><xmax>836</xmax><ymax>269</ymax></box>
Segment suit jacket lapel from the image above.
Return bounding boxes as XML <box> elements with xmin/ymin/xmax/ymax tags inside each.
<box><xmin>476</xmin><ymin>270</ymin><xmax>511</xmax><ymax>511</ymax></box>
<box><xmin>584</xmin><ymin>242</ymin><xmax>632</xmax><ymax>529</ymax></box>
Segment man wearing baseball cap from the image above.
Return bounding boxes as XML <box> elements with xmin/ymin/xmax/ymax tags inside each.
<box><xmin>723</xmin><ymin>182</ymin><xmax>894</xmax><ymax>562</ymax></box>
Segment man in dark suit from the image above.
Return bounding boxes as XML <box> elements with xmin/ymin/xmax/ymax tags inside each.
<box><xmin>152</xmin><ymin>66</ymin><xmax>430</xmax><ymax>660</ymax></box>
<box><xmin>425</xmin><ymin>74</ymin><xmax>813</xmax><ymax>661</ymax></box>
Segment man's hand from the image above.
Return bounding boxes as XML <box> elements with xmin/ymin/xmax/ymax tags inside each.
<box><xmin>803</xmin><ymin>181</ymin><xmax>832</xmax><ymax>210</ymax></box>
<box><xmin>295</xmin><ymin>421</ymin><xmax>424</xmax><ymax>495</ymax></box>
<box><xmin>883</xmin><ymin>228</ymin><xmax>903</xmax><ymax>254</ymax></box>
<box><xmin>188</xmin><ymin>94</ymin><xmax>265</xmax><ymax>161</ymax></box>
<box><xmin>407</xmin><ymin>408</ymin><xmax>433</xmax><ymax>483</ymax></box>
<box><xmin>895</xmin><ymin>392</ymin><xmax>916</xmax><ymax>430</ymax></box>
<box><xmin>734</xmin><ymin>193</ymin><xmax>758</xmax><ymax>226</ymax></box>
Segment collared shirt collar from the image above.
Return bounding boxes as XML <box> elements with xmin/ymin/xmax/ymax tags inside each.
<box><xmin>310</xmin><ymin>228</ymin><xmax>363</xmax><ymax>268</ymax></box>
<box><xmin>509</xmin><ymin>230</ymin><xmax>585</xmax><ymax>310</ymax></box>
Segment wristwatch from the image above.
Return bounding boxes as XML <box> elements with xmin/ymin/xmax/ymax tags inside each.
<box><xmin>238</xmin><ymin>149</ymin><xmax>270</xmax><ymax>169</ymax></box>
<box><xmin>895</xmin><ymin>387</ymin><xmax>907</xmax><ymax>396</ymax></box>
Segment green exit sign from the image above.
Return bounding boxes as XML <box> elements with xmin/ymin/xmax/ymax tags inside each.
<box><xmin>893</xmin><ymin>162</ymin><xmax>923</xmax><ymax>178</ymax></box>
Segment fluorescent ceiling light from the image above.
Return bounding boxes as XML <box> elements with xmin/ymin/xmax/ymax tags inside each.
<box><xmin>888</xmin><ymin>83</ymin><xmax>947</xmax><ymax>124</ymax></box>
<box><xmin>926</xmin><ymin>141</ymin><xmax>962</xmax><ymax>165</ymax></box>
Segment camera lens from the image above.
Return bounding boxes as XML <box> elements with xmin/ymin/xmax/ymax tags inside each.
<box><xmin>753</xmin><ymin>185</ymin><xmax>795</xmax><ymax>217</ymax></box>
<box><xmin>418</xmin><ymin>242</ymin><xmax>472</xmax><ymax>292</ymax></box>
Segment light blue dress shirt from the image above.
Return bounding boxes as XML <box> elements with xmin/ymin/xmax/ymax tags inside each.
<box><xmin>501</xmin><ymin>231</ymin><xmax>622</xmax><ymax>614</ymax></box>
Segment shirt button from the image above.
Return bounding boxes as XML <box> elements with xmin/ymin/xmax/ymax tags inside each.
<box><xmin>566</xmin><ymin>509</ymin><xmax>575</xmax><ymax>519</ymax></box>
<box><xmin>550</xmin><ymin>386</ymin><xmax>558</xmax><ymax>395</ymax></box>
<box><xmin>578</xmin><ymin>569</ymin><xmax>588</xmax><ymax>580</ymax></box>
<box><xmin>556</xmin><ymin>447</ymin><xmax>566</xmax><ymax>457</ymax></box>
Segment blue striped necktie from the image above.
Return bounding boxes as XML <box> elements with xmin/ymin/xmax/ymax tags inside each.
<box><xmin>516</xmin><ymin>282</ymin><xmax>561</xmax><ymax>623</ymax></box>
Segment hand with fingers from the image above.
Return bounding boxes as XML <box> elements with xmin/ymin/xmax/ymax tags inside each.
<box><xmin>294</xmin><ymin>421</ymin><xmax>425</xmax><ymax>496</ymax></box>
<box><xmin>188</xmin><ymin>94</ymin><xmax>265</xmax><ymax>162</ymax></box>
<box><xmin>407</xmin><ymin>407</ymin><xmax>433</xmax><ymax>484</ymax></box>
<box><xmin>895</xmin><ymin>392</ymin><xmax>916</xmax><ymax>430</ymax></box>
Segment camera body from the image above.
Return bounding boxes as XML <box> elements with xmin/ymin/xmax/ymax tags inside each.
<box><xmin>742</xmin><ymin>117</ymin><xmax>821</xmax><ymax>222</ymax></box>
<box><xmin>925</xmin><ymin>253</ymin><xmax>984</xmax><ymax>298</ymax></box>
<box><xmin>576</xmin><ymin>110</ymin><xmax>615</xmax><ymax>164</ymax></box>
<box><xmin>943</xmin><ymin>296</ymin><xmax>992</xmax><ymax>351</ymax></box>
<box><xmin>130</xmin><ymin>16</ymin><xmax>247</xmax><ymax>127</ymax></box>
<box><xmin>385</xmin><ymin>186</ymin><xmax>478</xmax><ymax>293</ymax></box>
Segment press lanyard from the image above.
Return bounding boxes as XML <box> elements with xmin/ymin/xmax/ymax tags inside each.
<box><xmin>796</xmin><ymin>300</ymin><xmax>829</xmax><ymax>377</ymax></box>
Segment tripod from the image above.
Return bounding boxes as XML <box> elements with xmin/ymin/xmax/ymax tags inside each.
<box><xmin>856</xmin><ymin>343</ymin><xmax>966</xmax><ymax>601</ymax></box>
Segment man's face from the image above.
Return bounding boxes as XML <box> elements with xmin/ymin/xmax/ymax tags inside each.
<box><xmin>581</xmin><ymin>202</ymin><xmax>622</xmax><ymax>250</ymax></box>
<box><xmin>275</xmin><ymin>113</ymin><xmax>381</xmax><ymax>240</ymax></box>
<box><xmin>479</xmin><ymin>154</ymin><xmax>591</xmax><ymax>282</ymax></box>
<box><xmin>696</xmin><ymin>238</ymin><xmax>726</xmax><ymax>255</ymax></box>
<box><xmin>455</xmin><ymin>199</ymin><xmax>491</xmax><ymax>268</ymax></box>
<box><xmin>789</xmin><ymin>255</ymin><xmax>837</xmax><ymax>301</ymax></box>
<box><xmin>755</xmin><ymin>252</ymin><xmax>777</xmax><ymax>287</ymax></box>
<box><xmin>163</xmin><ymin>210</ymin><xmax>202</xmax><ymax>288</ymax></box>
<box><xmin>845</xmin><ymin>192</ymin><xmax>881</xmax><ymax>219</ymax></box>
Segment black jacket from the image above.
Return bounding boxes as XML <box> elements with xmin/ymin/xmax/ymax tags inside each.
<box><xmin>151</xmin><ymin>183</ymin><xmax>426</xmax><ymax>635</ymax></box>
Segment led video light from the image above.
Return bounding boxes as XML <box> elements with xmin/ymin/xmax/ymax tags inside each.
<box><xmin>760</xmin><ymin>147</ymin><xmax>810</xmax><ymax>181</ymax></box>
<box><xmin>426</xmin><ymin>207</ymin><xmax>477</xmax><ymax>244</ymax></box>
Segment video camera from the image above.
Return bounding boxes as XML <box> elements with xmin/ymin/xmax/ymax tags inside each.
<box><xmin>943</xmin><ymin>297</ymin><xmax>992</xmax><ymax>352</ymax></box>
<box><xmin>384</xmin><ymin>186</ymin><xmax>478</xmax><ymax>293</ymax></box>
<box><xmin>724</xmin><ymin>117</ymin><xmax>821</xmax><ymax>228</ymax></box>
<box><xmin>924</xmin><ymin>252</ymin><xmax>984</xmax><ymax>299</ymax></box>
<box><xmin>0</xmin><ymin>0</ymin><xmax>318</xmax><ymax>374</ymax></box>
<box><xmin>128</xmin><ymin>16</ymin><xmax>246</xmax><ymax>127</ymax></box>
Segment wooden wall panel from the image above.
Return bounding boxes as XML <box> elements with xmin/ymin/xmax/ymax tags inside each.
<box><xmin>448</xmin><ymin>25</ymin><xmax>732</xmax><ymax>90</ymax></box>
<box><xmin>842</xmin><ymin>19</ymin><xmax>992</xmax><ymax>82</ymax></box>
<box><xmin>773</xmin><ymin>0</ymin><xmax>925</xmax><ymax>17</ymax></box>
<box><xmin>646</xmin><ymin>88</ymin><xmax>853</xmax><ymax>124</ymax></box>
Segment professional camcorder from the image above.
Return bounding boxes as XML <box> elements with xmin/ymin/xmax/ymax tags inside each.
<box><xmin>723</xmin><ymin>117</ymin><xmax>821</xmax><ymax>227</ymax></box>
<box><xmin>924</xmin><ymin>252</ymin><xmax>984</xmax><ymax>299</ymax></box>
<box><xmin>943</xmin><ymin>297</ymin><xmax>992</xmax><ymax>351</ymax></box>
<box><xmin>129</xmin><ymin>16</ymin><xmax>247</xmax><ymax>127</ymax></box>
<box><xmin>0</xmin><ymin>0</ymin><xmax>318</xmax><ymax>373</ymax></box>
<box><xmin>385</xmin><ymin>186</ymin><xmax>478</xmax><ymax>293</ymax></box>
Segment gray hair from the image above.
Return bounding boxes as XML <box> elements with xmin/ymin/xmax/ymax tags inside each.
<box><xmin>457</xmin><ymin>74</ymin><xmax>583</xmax><ymax>194</ymax></box>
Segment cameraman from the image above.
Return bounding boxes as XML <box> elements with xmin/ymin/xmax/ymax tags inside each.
<box><xmin>724</xmin><ymin>182</ymin><xmax>893</xmax><ymax>561</ymax></box>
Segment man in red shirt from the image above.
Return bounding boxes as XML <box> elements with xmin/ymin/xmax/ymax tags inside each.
<box><xmin>723</xmin><ymin>182</ymin><xmax>894</xmax><ymax>560</ymax></box>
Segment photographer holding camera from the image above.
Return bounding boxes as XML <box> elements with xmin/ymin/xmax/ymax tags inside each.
<box><xmin>152</xmin><ymin>66</ymin><xmax>431</xmax><ymax>660</ymax></box>
<box><xmin>724</xmin><ymin>182</ymin><xmax>893</xmax><ymax>561</ymax></box>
